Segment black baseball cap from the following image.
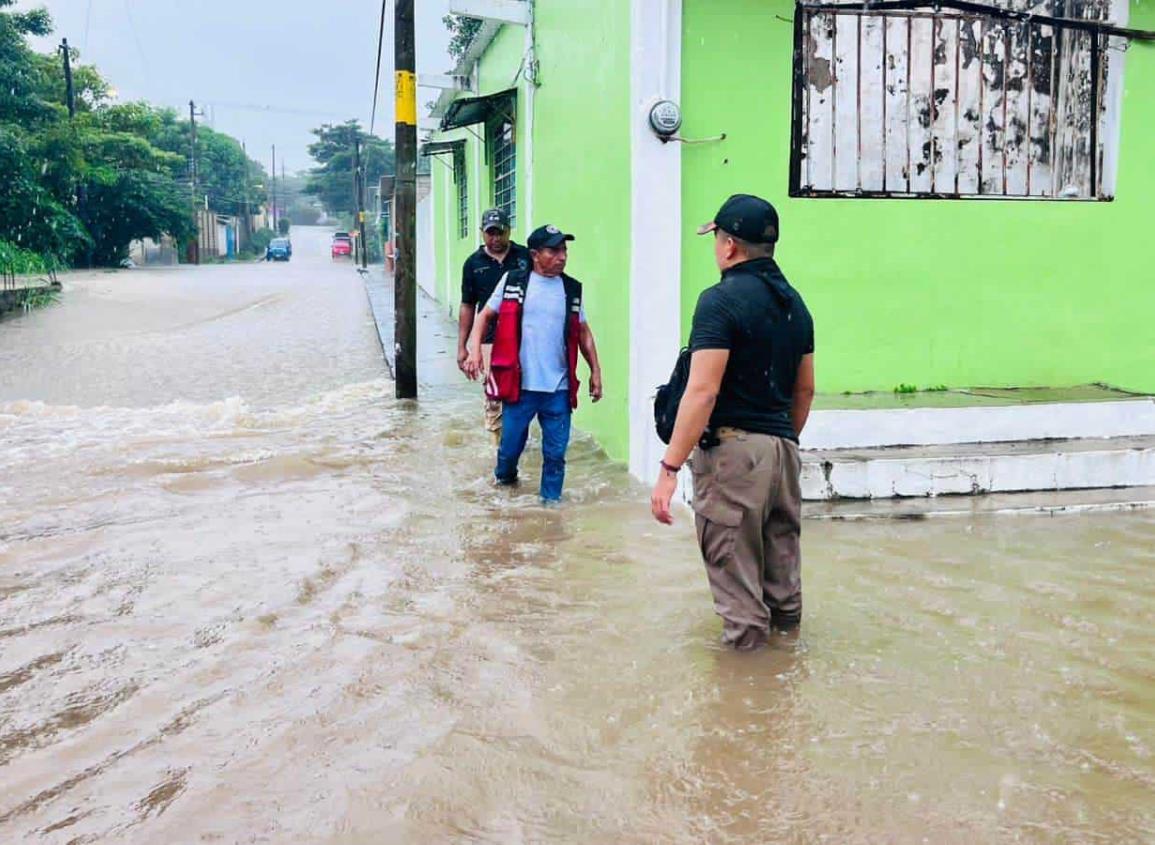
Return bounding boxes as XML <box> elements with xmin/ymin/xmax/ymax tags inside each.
<box><xmin>481</xmin><ymin>208</ymin><xmax>510</xmax><ymax>232</ymax></box>
<box><xmin>527</xmin><ymin>224</ymin><xmax>575</xmax><ymax>250</ymax></box>
<box><xmin>697</xmin><ymin>194</ymin><xmax>779</xmax><ymax>244</ymax></box>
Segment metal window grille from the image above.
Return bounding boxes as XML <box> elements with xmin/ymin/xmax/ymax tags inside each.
<box><xmin>490</xmin><ymin>118</ymin><xmax>517</xmax><ymax>226</ymax></box>
<box><xmin>790</xmin><ymin>0</ymin><xmax>1128</xmax><ymax>200</ymax></box>
<box><xmin>454</xmin><ymin>150</ymin><xmax>469</xmax><ymax>238</ymax></box>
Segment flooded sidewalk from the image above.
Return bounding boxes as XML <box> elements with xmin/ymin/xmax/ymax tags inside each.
<box><xmin>2</xmin><ymin>231</ymin><xmax>1154</xmax><ymax>843</ymax></box>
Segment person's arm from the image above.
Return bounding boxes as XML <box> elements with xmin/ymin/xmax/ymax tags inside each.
<box><xmin>792</xmin><ymin>354</ymin><xmax>816</xmax><ymax>437</ymax></box>
<box><xmin>650</xmin><ymin>350</ymin><xmax>728</xmax><ymax>524</ymax></box>
<box><xmin>463</xmin><ymin>306</ymin><xmax>497</xmax><ymax>380</ymax></box>
<box><xmin>457</xmin><ymin>263</ymin><xmax>475</xmax><ymax>370</ymax></box>
<box><xmin>578</xmin><ymin>321</ymin><xmax>603</xmax><ymax>402</ymax></box>
<box><xmin>457</xmin><ymin>305</ymin><xmax>475</xmax><ymax>371</ymax></box>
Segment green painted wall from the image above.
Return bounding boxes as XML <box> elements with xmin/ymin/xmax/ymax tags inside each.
<box><xmin>681</xmin><ymin>0</ymin><xmax>1155</xmax><ymax>394</ymax></box>
<box><xmin>531</xmin><ymin>2</ymin><xmax>632</xmax><ymax>460</ymax></box>
<box><xmin>431</xmin><ymin>5</ymin><xmax>633</xmax><ymax>461</ymax></box>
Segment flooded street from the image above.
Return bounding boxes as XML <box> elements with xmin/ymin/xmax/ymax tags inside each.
<box><xmin>1</xmin><ymin>227</ymin><xmax>1153</xmax><ymax>844</ymax></box>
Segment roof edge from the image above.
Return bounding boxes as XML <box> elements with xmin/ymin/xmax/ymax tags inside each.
<box><xmin>429</xmin><ymin>20</ymin><xmax>504</xmax><ymax>123</ymax></box>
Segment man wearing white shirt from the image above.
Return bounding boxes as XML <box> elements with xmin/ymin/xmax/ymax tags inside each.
<box><xmin>464</xmin><ymin>224</ymin><xmax>603</xmax><ymax>503</ymax></box>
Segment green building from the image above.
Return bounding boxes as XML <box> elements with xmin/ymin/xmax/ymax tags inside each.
<box><xmin>425</xmin><ymin>0</ymin><xmax>1155</xmax><ymax>488</ymax></box>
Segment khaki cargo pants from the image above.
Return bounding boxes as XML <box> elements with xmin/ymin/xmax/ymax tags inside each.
<box><xmin>690</xmin><ymin>428</ymin><xmax>803</xmax><ymax>650</ymax></box>
<box><xmin>481</xmin><ymin>343</ymin><xmax>502</xmax><ymax>444</ymax></box>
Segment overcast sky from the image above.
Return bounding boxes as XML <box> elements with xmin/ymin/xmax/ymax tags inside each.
<box><xmin>21</xmin><ymin>0</ymin><xmax>453</xmax><ymax>173</ymax></box>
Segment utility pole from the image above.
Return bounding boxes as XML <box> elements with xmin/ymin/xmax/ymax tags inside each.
<box><xmin>394</xmin><ymin>0</ymin><xmax>417</xmax><ymax>398</ymax></box>
<box><xmin>271</xmin><ymin>144</ymin><xmax>277</xmax><ymax>234</ymax></box>
<box><xmin>242</xmin><ymin>140</ymin><xmax>252</xmax><ymax>246</ymax></box>
<box><xmin>354</xmin><ymin>134</ymin><xmax>368</xmax><ymax>271</ymax></box>
<box><xmin>189</xmin><ymin>100</ymin><xmax>200</xmax><ymax>265</ymax></box>
<box><xmin>61</xmin><ymin>39</ymin><xmax>90</xmax><ymax>267</ymax></box>
<box><xmin>60</xmin><ymin>39</ymin><xmax>76</xmax><ymax>118</ymax></box>
<box><xmin>281</xmin><ymin>160</ymin><xmax>287</xmax><ymax>234</ymax></box>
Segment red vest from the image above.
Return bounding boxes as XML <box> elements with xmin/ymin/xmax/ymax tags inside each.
<box><xmin>487</xmin><ymin>270</ymin><xmax>583</xmax><ymax>409</ymax></box>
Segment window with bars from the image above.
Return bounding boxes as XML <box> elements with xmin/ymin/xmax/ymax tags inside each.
<box><xmin>489</xmin><ymin>118</ymin><xmax>517</xmax><ymax>226</ymax></box>
<box><xmin>790</xmin><ymin>0</ymin><xmax>1129</xmax><ymax>200</ymax></box>
<box><xmin>453</xmin><ymin>150</ymin><xmax>469</xmax><ymax>238</ymax></box>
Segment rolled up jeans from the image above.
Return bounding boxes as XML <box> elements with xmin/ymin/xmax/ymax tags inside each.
<box><xmin>495</xmin><ymin>389</ymin><xmax>571</xmax><ymax>502</ymax></box>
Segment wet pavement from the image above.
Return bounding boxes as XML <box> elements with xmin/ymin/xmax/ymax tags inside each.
<box><xmin>2</xmin><ymin>227</ymin><xmax>1154</xmax><ymax>843</ymax></box>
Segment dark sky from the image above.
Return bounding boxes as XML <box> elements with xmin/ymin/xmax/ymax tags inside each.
<box><xmin>22</xmin><ymin>0</ymin><xmax>453</xmax><ymax>173</ymax></box>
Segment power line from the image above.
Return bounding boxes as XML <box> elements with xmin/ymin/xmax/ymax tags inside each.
<box><xmin>369</xmin><ymin>0</ymin><xmax>387</xmax><ymax>135</ymax></box>
<box><xmin>121</xmin><ymin>0</ymin><xmax>150</xmax><ymax>78</ymax></box>
<box><xmin>204</xmin><ymin>100</ymin><xmax>351</xmax><ymax>120</ymax></box>
<box><xmin>83</xmin><ymin>0</ymin><xmax>95</xmax><ymax>52</ymax></box>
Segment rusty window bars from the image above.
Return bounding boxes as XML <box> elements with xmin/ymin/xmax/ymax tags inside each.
<box><xmin>789</xmin><ymin>0</ymin><xmax>1153</xmax><ymax>200</ymax></box>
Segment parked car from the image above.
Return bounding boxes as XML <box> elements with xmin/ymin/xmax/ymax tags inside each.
<box><xmin>331</xmin><ymin>232</ymin><xmax>353</xmax><ymax>259</ymax></box>
<box><xmin>266</xmin><ymin>237</ymin><xmax>292</xmax><ymax>262</ymax></box>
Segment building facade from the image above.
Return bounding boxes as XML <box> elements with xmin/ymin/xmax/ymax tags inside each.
<box><xmin>427</xmin><ymin>0</ymin><xmax>1155</xmax><ymax>483</ymax></box>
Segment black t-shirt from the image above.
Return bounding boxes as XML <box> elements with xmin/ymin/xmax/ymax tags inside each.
<box><xmin>689</xmin><ymin>257</ymin><xmax>814</xmax><ymax>442</ymax></box>
<box><xmin>461</xmin><ymin>243</ymin><xmax>530</xmax><ymax>343</ymax></box>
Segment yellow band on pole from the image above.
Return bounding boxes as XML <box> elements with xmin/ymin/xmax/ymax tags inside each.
<box><xmin>395</xmin><ymin>71</ymin><xmax>417</xmax><ymax>126</ymax></box>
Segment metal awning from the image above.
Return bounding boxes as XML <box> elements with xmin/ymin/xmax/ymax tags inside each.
<box><xmin>421</xmin><ymin>140</ymin><xmax>466</xmax><ymax>157</ymax></box>
<box><xmin>440</xmin><ymin>89</ymin><xmax>516</xmax><ymax>132</ymax></box>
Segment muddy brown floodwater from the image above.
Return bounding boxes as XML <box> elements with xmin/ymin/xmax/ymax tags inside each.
<box><xmin>2</xmin><ymin>227</ymin><xmax>1154</xmax><ymax>844</ymax></box>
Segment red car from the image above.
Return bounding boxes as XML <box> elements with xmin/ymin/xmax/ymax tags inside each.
<box><xmin>331</xmin><ymin>232</ymin><xmax>353</xmax><ymax>258</ymax></box>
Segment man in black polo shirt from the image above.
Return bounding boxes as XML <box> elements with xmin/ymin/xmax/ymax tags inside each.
<box><xmin>650</xmin><ymin>194</ymin><xmax>816</xmax><ymax>650</ymax></box>
<box><xmin>458</xmin><ymin>208</ymin><xmax>530</xmax><ymax>444</ymax></box>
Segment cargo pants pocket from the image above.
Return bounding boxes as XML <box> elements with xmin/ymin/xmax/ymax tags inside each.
<box><xmin>691</xmin><ymin>448</ymin><xmax>746</xmax><ymax>567</ymax></box>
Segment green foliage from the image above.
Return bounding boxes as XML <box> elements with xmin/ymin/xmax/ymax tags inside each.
<box><xmin>894</xmin><ymin>383</ymin><xmax>919</xmax><ymax>394</ymax></box>
<box><xmin>0</xmin><ymin>3</ymin><xmax>267</xmax><ymax>266</ymax></box>
<box><xmin>0</xmin><ymin>238</ymin><xmax>50</xmax><ymax>273</ymax></box>
<box><xmin>277</xmin><ymin>217</ymin><xmax>291</xmax><ymax>236</ymax></box>
<box><xmin>443</xmin><ymin>15</ymin><xmax>482</xmax><ymax>62</ymax></box>
<box><xmin>83</xmin><ymin>171</ymin><xmax>195</xmax><ymax>265</ymax></box>
<box><xmin>304</xmin><ymin>120</ymin><xmax>394</xmax><ymax>216</ymax></box>
<box><xmin>22</xmin><ymin>286</ymin><xmax>60</xmax><ymax>309</ymax></box>
<box><xmin>250</xmin><ymin>227</ymin><xmax>274</xmax><ymax>253</ymax></box>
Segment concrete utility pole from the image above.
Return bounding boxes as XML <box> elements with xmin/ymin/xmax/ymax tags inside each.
<box><xmin>61</xmin><ymin>38</ymin><xmax>91</xmax><ymax>267</ymax></box>
<box><xmin>189</xmin><ymin>100</ymin><xmax>200</xmax><ymax>265</ymax></box>
<box><xmin>242</xmin><ymin>140</ymin><xmax>252</xmax><ymax>245</ymax></box>
<box><xmin>271</xmin><ymin>144</ymin><xmax>277</xmax><ymax>234</ymax></box>
<box><xmin>60</xmin><ymin>39</ymin><xmax>76</xmax><ymax>118</ymax></box>
<box><xmin>281</xmin><ymin>160</ymin><xmax>287</xmax><ymax>233</ymax></box>
<box><xmin>394</xmin><ymin>0</ymin><xmax>417</xmax><ymax>398</ymax></box>
<box><xmin>354</xmin><ymin>134</ymin><xmax>369</xmax><ymax>271</ymax></box>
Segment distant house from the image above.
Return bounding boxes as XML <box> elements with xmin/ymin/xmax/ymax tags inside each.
<box><xmin>425</xmin><ymin>0</ymin><xmax>1155</xmax><ymax>483</ymax></box>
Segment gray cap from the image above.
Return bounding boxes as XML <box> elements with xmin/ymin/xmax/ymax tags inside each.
<box><xmin>481</xmin><ymin>208</ymin><xmax>510</xmax><ymax>232</ymax></box>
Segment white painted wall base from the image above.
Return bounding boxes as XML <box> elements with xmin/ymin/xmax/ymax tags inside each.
<box><xmin>801</xmin><ymin>399</ymin><xmax>1155</xmax><ymax>450</ymax></box>
<box><xmin>802</xmin><ymin>436</ymin><xmax>1155</xmax><ymax>500</ymax></box>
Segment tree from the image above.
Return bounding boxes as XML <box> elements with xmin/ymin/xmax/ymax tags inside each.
<box><xmin>0</xmin><ymin>3</ymin><xmax>267</xmax><ymax>266</ymax></box>
<box><xmin>304</xmin><ymin>120</ymin><xmax>394</xmax><ymax>216</ymax></box>
<box><xmin>83</xmin><ymin>171</ymin><xmax>195</xmax><ymax>265</ymax></box>
<box><xmin>443</xmin><ymin>15</ymin><xmax>482</xmax><ymax>62</ymax></box>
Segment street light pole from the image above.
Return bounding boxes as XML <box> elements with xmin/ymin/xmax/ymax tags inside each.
<box><xmin>271</xmin><ymin>144</ymin><xmax>277</xmax><ymax>235</ymax></box>
<box><xmin>190</xmin><ymin>100</ymin><xmax>200</xmax><ymax>265</ymax></box>
<box><xmin>354</xmin><ymin>134</ymin><xmax>369</xmax><ymax>271</ymax></box>
<box><xmin>394</xmin><ymin>0</ymin><xmax>417</xmax><ymax>398</ymax></box>
<box><xmin>242</xmin><ymin>140</ymin><xmax>252</xmax><ymax>246</ymax></box>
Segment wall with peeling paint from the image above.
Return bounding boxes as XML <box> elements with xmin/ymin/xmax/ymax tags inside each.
<box><xmin>681</xmin><ymin>0</ymin><xmax>1155</xmax><ymax>395</ymax></box>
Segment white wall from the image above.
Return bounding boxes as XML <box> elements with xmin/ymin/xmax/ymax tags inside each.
<box><xmin>629</xmin><ymin>0</ymin><xmax>683</xmax><ymax>486</ymax></box>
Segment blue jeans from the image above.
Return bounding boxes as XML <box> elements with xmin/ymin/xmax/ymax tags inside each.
<box><xmin>495</xmin><ymin>389</ymin><xmax>572</xmax><ymax>502</ymax></box>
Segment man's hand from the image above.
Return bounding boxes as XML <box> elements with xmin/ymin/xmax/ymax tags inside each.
<box><xmin>464</xmin><ymin>345</ymin><xmax>483</xmax><ymax>381</ymax></box>
<box><xmin>650</xmin><ymin>470</ymin><xmax>678</xmax><ymax>524</ymax></box>
<box><xmin>456</xmin><ymin>347</ymin><xmax>469</xmax><ymax>374</ymax></box>
<box><xmin>589</xmin><ymin>370</ymin><xmax>603</xmax><ymax>403</ymax></box>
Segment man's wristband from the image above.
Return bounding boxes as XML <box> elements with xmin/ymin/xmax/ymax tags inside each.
<box><xmin>659</xmin><ymin>459</ymin><xmax>681</xmax><ymax>476</ymax></box>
